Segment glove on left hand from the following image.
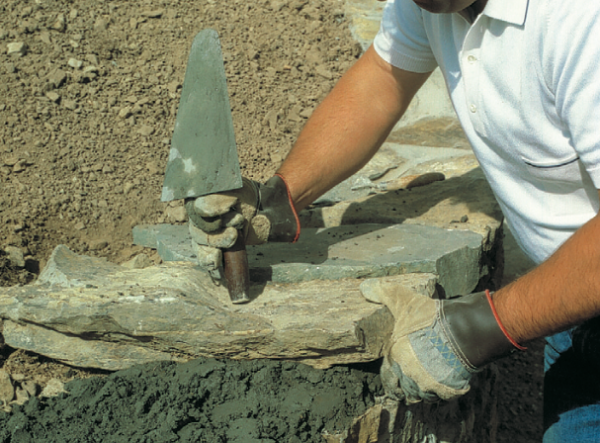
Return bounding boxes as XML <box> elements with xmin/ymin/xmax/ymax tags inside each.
<box><xmin>185</xmin><ymin>174</ymin><xmax>300</xmax><ymax>277</ymax></box>
<box><xmin>360</xmin><ymin>279</ymin><xmax>524</xmax><ymax>404</ymax></box>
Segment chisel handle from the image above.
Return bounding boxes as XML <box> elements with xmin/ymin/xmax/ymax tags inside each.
<box><xmin>223</xmin><ymin>234</ymin><xmax>250</xmax><ymax>304</ymax></box>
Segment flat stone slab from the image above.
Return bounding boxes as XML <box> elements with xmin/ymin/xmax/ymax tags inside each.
<box><xmin>302</xmin><ymin>163</ymin><xmax>502</xmax><ymax>239</ymax></box>
<box><xmin>0</xmin><ymin>245</ymin><xmax>439</xmax><ymax>371</ymax></box>
<box><xmin>314</xmin><ymin>143</ymin><xmax>472</xmax><ymax>206</ymax></box>
<box><xmin>134</xmin><ymin>160</ymin><xmax>503</xmax><ymax>297</ymax></box>
<box><xmin>135</xmin><ymin>223</ymin><xmax>484</xmax><ymax>297</ymax></box>
<box><xmin>133</xmin><ymin>223</ymin><xmax>199</xmax><ymax>263</ymax></box>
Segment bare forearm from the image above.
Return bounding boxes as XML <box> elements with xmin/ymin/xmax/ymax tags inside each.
<box><xmin>277</xmin><ymin>46</ymin><xmax>431</xmax><ymax>211</ymax></box>
<box><xmin>495</xmin><ymin>207</ymin><xmax>600</xmax><ymax>343</ymax></box>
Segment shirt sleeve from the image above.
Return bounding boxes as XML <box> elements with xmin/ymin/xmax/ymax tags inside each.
<box><xmin>544</xmin><ymin>0</ymin><xmax>600</xmax><ymax>188</ymax></box>
<box><xmin>373</xmin><ymin>0</ymin><xmax>438</xmax><ymax>73</ymax></box>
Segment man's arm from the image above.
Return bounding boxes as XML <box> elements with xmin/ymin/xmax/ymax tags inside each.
<box><xmin>277</xmin><ymin>46</ymin><xmax>432</xmax><ymax>211</ymax></box>
<box><xmin>495</xmin><ymin>191</ymin><xmax>600</xmax><ymax>342</ymax></box>
<box><xmin>185</xmin><ymin>47</ymin><xmax>430</xmax><ymax>274</ymax></box>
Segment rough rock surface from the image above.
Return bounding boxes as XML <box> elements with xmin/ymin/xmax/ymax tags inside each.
<box><xmin>0</xmin><ymin>245</ymin><xmax>443</xmax><ymax>371</ymax></box>
<box><xmin>135</xmin><ymin>222</ymin><xmax>488</xmax><ymax>295</ymax></box>
<box><xmin>0</xmin><ymin>0</ymin><xmax>361</xmax><ymax>268</ymax></box>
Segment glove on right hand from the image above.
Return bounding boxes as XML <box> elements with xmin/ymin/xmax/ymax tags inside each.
<box><xmin>360</xmin><ymin>279</ymin><xmax>524</xmax><ymax>404</ymax></box>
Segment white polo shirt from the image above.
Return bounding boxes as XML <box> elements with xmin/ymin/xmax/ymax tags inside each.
<box><xmin>373</xmin><ymin>0</ymin><xmax>600</xmax><ymax>265</ymax></box>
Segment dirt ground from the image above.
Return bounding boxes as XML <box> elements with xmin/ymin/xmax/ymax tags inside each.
<box><xmin>0</xmin><ymin>0</ymin><xmax>543</xmax><ymax>441</ymax></box>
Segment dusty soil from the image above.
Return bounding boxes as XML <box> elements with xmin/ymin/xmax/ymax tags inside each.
<box><xmin>0</xmin><ymin>0</ymin><xmax>544</xmax><ymax>441</ymax></box>
<box><xmin>0</xmin><ymin>0</ymin><xmax>361</xmax><ymax>270</ymax></box>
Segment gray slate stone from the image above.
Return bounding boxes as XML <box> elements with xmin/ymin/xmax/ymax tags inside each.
<box><xmin>134</xmin><ymin>223</ymin><xmax>484</xmax><ymax>296</ymax></box>
<box><xmin>0</xmin><ymin>245</ymin><xmax>439</xmax><ymax>371</ymax></box>
<box><xmin>133</xmin><ymin>223</ymin><xmax>198</xmax><ymax>262</ymax></box>
<box><xmin>314</xmin><ymin>143</ymin><xmax>470</xmax><ymax>205</ymax></box>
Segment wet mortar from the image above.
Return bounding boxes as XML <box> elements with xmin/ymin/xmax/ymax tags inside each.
<box><xmin>0</xmin><ymin>358</ymin><xmax>382</xmax><ymax>442</ymax></box>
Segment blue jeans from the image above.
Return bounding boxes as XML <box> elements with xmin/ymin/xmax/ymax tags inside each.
<box><xmin>543</xmin><ymin>319</ymin><xmax>600</xmax><ymax>442</ymax></box>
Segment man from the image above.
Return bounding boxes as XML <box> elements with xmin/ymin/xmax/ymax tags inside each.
<box><xmin>187</xmin><ymin>0</ymin><xmax>600</xmax><ymax>440</ymax></box>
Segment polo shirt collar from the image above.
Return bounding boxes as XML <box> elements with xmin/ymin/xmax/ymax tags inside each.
<box><xmin>482</xmin><ymin>0</ymin><xmax>529</xmax><ymax>26</ymax></box>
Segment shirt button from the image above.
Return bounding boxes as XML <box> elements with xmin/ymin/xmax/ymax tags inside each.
<box><xmin>468</xmin><ymin>55</ymin><xmax>477</xmax><ymax>63</ymax></box>
<box><xmin>470</xmin><ymin>104</ymin><xmax>477</xmax><ymax>113</ymax></box>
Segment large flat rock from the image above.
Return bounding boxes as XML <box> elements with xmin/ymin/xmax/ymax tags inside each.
<box><xmin>0</xmin><ymin>245</ymin><xmax>439</xmax><ymax>371</ymax></box>
<box><xmin>302</xmin><ymin>153</ymin><xmax>501</xmax><ymax>240</ymax></box>
<box><xmin>135</xmin><ymin>222</ymin><xmax>484</xmax><ymax>297</ymax></box>
<box><xmin>313</xmin><ymin>143</ymin><xmax>472</xmax><ymax>206</ymax></box>
<box><xmin>134</xmin><ymin>153</ymin><xmax>503</xmax><ymax>296</ymax></box>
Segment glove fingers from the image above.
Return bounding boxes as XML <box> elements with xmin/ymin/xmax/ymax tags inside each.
<box><xmin>185</xmin><ymin>193</ymin><xmax>242</xmax><ymax>234</ymax></box>
<box><xmin>189</xmin><ymin>223</ymin><xmax>238</xmax><ymax>249</ymax></box>
<box><xmin>360</xmin><ymin>279</ymin><xmax>436</xmax><ymax>325</ymax></box>
<box><xmin>380</xmin><ymin>356</ymin><xmax>406</xmax><ymax>403</ymax></box>
<box><xmin>185</xmin><ymin>178</ymin><xmax>261</xmax><ymax>245</ymax></box>
<box><xmin>188</xmin><ymin>213</ymin><xmax>222</xmax><ymax>233</ymax></box>
<box><xmin>193</xmin><ymin>243</ymin><xmax>223</xmax><ymax>279</ymax></box>
<box><xmin>191</xmin><ymin>194</ymin><xmax>239</xmax><ymax>218</ymax></box>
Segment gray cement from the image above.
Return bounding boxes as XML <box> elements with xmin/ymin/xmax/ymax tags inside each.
<box><xmin>0</xmin><ymin>358</ymin><xmax>382</xmax><ymax>443</ymax></box>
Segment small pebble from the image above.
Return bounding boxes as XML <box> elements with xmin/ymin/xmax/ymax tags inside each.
<box><xmin>51</xmin><ymin>14</ymin><xmax>66</xmax><ymax>32</ymax></box>
<box><xmin>94</xmin><ymin>18</ymin><xmax>109</xmax><ymax>31</ymax></box>
<box><xmin>123</xmin><ymin>182</ymin><xmax>135</xmax><ymax>194</ymax></box>
<box><xmin>12</xmin><ymin>159</ymin><xmax>28</xmax><ymax>174</ymax></box>
<box><xmin>7</xmin><ymin>42</ymin><xmax>27</xmax><ymax>56</ymax></box>
<box><xmin>141</xmin><ymin>9</ymin><xmax>165</xmax><ymax>18</ymax></box>
<box><xmin>137</xmin><ymin>125</ymin><xmax>154</xmax><ymax>136</ymax></box>
<box><xmin>119</xmin><ymin>107</ymin><xmax>132</xmax><ymax>119</ymax></box>
<box><xmin>63</xmin><ymin>99</ymin><xmax>77</xmax><ymax>110</ymax></box>
<box><xmin>68</xmin><ymin>58</ymin><xmax>83</xmax><ymax>69</ymax></box>
<box><xmin>5</xmin><ymin>245</ymin><xmax>25</xmax><ymax>267</ymax></box>
<box><xmin>88</xmin><ymin>239</ymin><xmax>108</xmax><ymax>250</ymax></box>
<box><xmin>46</xmin><ymin>91</ymin><xmax>60</xmax><ymax>103</ymax></box>
<box><xmin>40</xmin><ymin>379</ymin><xmax>67</xmax><ymax>398</ymax></box>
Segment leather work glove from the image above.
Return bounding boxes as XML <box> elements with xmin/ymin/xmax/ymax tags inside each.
<box><xmin>360</xmin><ymin>279</ymin><xmax>526</xmax><ymax>404</ymax></box>
<box><xmin>186</xmin><ymin>174</ymin><xmax>300</xmax><ymax>276</ymax></box>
